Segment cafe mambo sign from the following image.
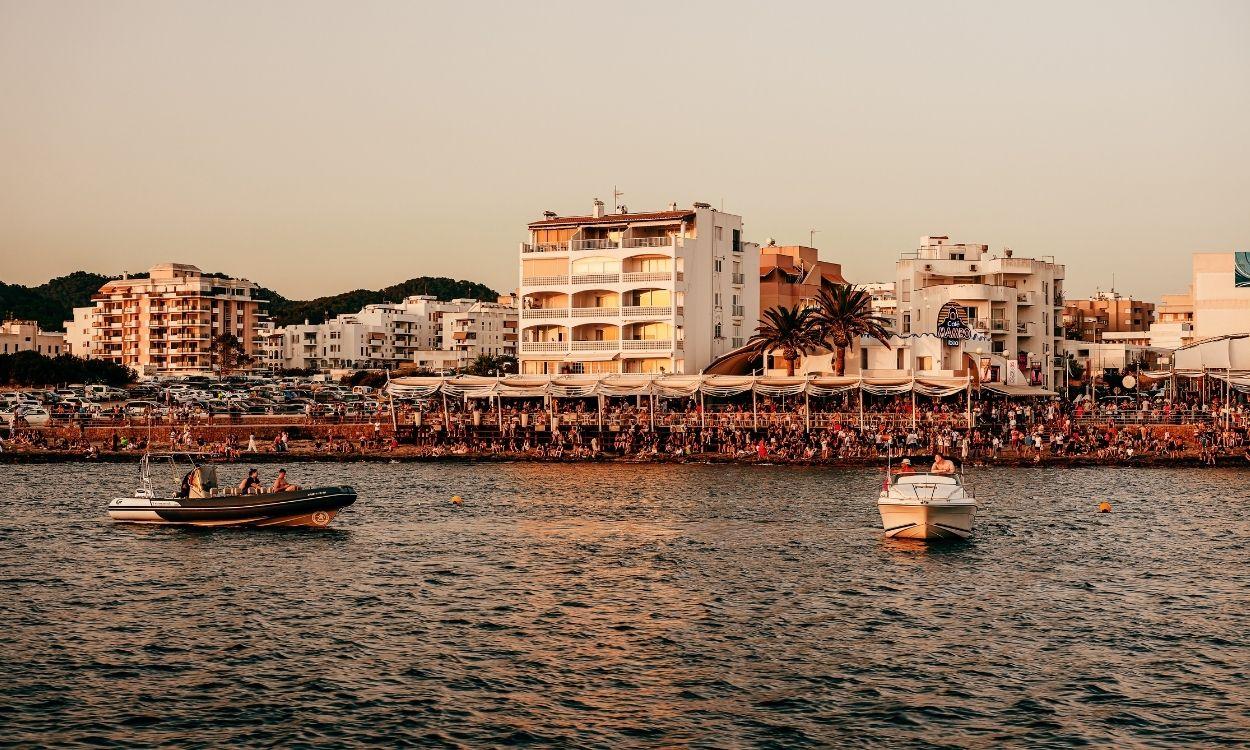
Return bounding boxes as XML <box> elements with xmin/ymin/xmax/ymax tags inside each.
<box><xmin>935</xmin><ymin>301</ymin><xmax>972</xmax><ymax>346</ymax></box>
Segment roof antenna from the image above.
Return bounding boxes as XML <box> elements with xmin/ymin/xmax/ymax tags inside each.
<box><xmin>613</xmin><ymin>186</ymin><xmax>625</xmax><ymax>213</ymax></box>
<box><xmin>809</xmin><ymin>229</ymin><xmax>819</xmax><ymax>247</ymax></box>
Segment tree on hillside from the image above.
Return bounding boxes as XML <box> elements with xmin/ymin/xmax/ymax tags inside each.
<box><xmin>812</xmin><ymin>284</ymin><xmax>893</xmax><ymax>376</ymax></box>
<box><xmin>208</xmin><ymin>334</ymin><xmax>252</xmax><ymax>378</ymax></box>
<box><xmin>747</xmin><ymin>305</ymin><xmax>826</xmax><ymax>377</ymax></box>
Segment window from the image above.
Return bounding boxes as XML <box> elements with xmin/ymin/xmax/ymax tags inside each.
<box><xmin>860</xmin><ymin>347</ymin><xmax>869</xmax><ymax>370</ymax></box>
<box><xmin>714</xmin><ymin>292</ymin><xmax>721</xmax><ymax>307</ymax></box>
<box><xmin>902</xmin><ymin>312</ymin><xmax>911</xmax><ymax>334</ymax></box>
<box><xmin>714</xmin><ymin>258</ymin><xmax>723</xmax><ymax>273</ymax></box>
<box><xmin>963</xmin><ymin>306</ymin><xmax>977</xmax><ymax>320</ymax></box>
<box><xmin>732</xmin><ymin>228</ymin><xmax>741</xmax><ymax>253</ymax></box>
<box><xmin>715</xmin><ymin>226</ymin><xmax>724</xmax><ymax>241</ymax></box>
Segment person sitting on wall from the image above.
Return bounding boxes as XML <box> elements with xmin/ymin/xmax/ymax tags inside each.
<box><xmin>270</xmin><ymin>468</ymin><xmax>301</xmax><ymax>493</ymax></box>
<box><xmin>930</xmin><ymin>453</ymin><xmax>957</xmax><ymax>475</ymax></box>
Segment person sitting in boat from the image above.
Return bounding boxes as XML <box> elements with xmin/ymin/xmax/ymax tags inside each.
<box><xmin>930</xmin><ymin>453</ymin><xmax>957</xmax><ymax>475</ymax></box>
<box><xmin>896</xmin><ymin>458</ymin><xmax>916</xmax><ymax>474</ymax></box>
<box><xmin>238</xmin><ymin>468</ymin><xmax>262</xmax><ymax>495</ymax></box>
<box><xmin>270</xmin><ymin>468</ymin><xmax>301</xmax><ymax>493</ymax></box>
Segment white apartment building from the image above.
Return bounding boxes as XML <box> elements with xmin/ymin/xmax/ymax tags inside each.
<box><xmin>517</xmin><ymin>200</ymin><xmax>760</xmax><ymax>375</ymax></box>
<box><xmin>862</xmin><ymin>282</ymin><xmax>898</xmax><ymax>322</ymax></box>
<box><xmin>1</xmin><ymin>320</ymin><xmax>66</xmax><ymax>356</ymax></box>
<box><xmin>278</xmin><ymin>295</ymin><xmax>517</xmax><ymax>372</ymax></box>
<box><xmin>895</xmin><ymin>236</ymin><xmax>1065</xmax><ymax>389</ymax></box>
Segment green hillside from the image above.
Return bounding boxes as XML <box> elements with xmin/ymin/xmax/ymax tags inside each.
<box><xmin>0</xmin><ymin>272</ymin><xmax>500</xmax><ymax>331</ymax></box>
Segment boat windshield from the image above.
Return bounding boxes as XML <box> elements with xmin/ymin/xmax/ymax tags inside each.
<box><xmin>893</xmin><ymin>472</ymin><xmax>960</xmax><ymax>485</ymax></box>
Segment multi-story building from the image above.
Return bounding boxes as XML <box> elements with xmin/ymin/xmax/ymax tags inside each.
<box><xmin>441</xmin><ymin>300</ymin><xmax>518</xmax><ymax>364</ymax></box>
<box><xmin>1145</xmin><ymin>290</ymin><xmax>1196</xmax><ymax>349</ymax></box>
<box><xmin>1189</xmin><ymin>252</ymin><xmax>1250</xmax><ymax>340</ymax></box>
<box><xmin>0</xmin><ymin>320</ymin><xmax>66</xmax><ymax>356</ymax></box>
<box><xmin>895</xmin><ymin>236</ymin><xmax>1065</xmax><ymax>389</ymax></box>
<box><xmin>517</xmin><ymin>200</ymin><xmax>760</xmax><ymax>375</ymax></box>
<box><xmin>1061</xmin><ymin>290</ymin><xmax>1155</xmax><ymax>342</ymax></box>
<box><xmin>66</xmin><ymin>263</ymin><xmax>267</xmax><ymax>375</ymax></box>
<box><xmin>758</xmin><ymin>242</ymin><xmax>848</xmax><ymax>311</ymax></box>
<box><xmin>861</xmin><ymin>282</ymin><xmax>898</xmax><ymax>323</ymax></box>
<box><xmin>278</xmin><ymin>295</ymin><xmax>517</xmax><ymax>372</ymax></box>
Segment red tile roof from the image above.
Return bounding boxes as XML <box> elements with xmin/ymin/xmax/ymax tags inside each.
<box><xmin>528</xmin><ymin>209</ymin><xmax>694</xmax><ymax>229</ymax></box>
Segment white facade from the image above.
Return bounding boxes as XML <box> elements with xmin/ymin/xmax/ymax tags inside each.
<box><xmin>277</xmin><ymin>295</ymin><xmax>517</xmax><ymax>371</ymax></box>
<box><xmin>1190</xmin><ymin>252</ymin><xmax>1250</xmax><ymax>340</ymax></box>
<box><xmin>895</xmin><ymin>236</ymin><xmax>1065</xmax><ymax>389</ymax></box>
<box><xmin>0</xmin><ymin>320</ymin><xmax>66</xmax><ymax>356</ymax></box>
<box><xmin>862</xmin><ymin>281</ymin><xmax>898</xmax><ymax>321</ymax></box>
<box><xmin>517</xmin><ymin>201</ymin><xmax>761</xmax><ymax>375</ymax></box>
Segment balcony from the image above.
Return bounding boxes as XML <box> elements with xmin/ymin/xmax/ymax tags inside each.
<box><xmin>622</xmin><ymin>305</ymin><xmax>673</xmax><ymax>318</ymax></box>
<box><xmin>989</xmin><ymin>319</ymin><xmax>1008</xmax><ymax>332</ymax></box>
<box><xmin>571</xmin><ymin>272</ymin><xmax>620</xmax><ymax>285</ymax></box>
<box><xmin>623</xmin><ymin>236</ymin><xmax>673</xmax><ymax>249</ymax></box>
<box><xmin>521</xmin><ymin>308</ymin><xmax>569</xmax><ymax>320</ymax></box>
<box><xmin>521</xmin><ymin>242</ymin><xmax>569</xmax><ymax>254</ymax></box>
<box><xmin>622</xmin><ymin>271</ymin><xmax>675</xmax><ymax>283</ymax></box>
<box><xmin>522</xmin><ymin>275</ymin><xmax>570</xmax><ymax>286</ymax></box>
<box><xmin>1016</xmin><ymin>322</ymin><xmax>1031</xmax><ymax>334</ymax></box>
<box><xmin>571</xmin><ymin>307</ymin><xmax>620</xmax><ymax>318</ymax></box>
<box><xmin>1016</xmin><ymin>291</ymin><xmax>1035</xmax><ymax>305</ymax></box>
<box><xmin>621</xmin><ymin>339</ymin><xmax>675</xmax><ymax>351</ymax></box>
<box><xmin>732</xmin><ymin>305</ymin><xmax>745</xmax><ymax>317</ymax></box>
<box><xmin>572</xmin><ymin>239</ymin><xmax>617</xmax><ymax>251</ymax></box>
<box><xmin>731</xmin><ymin>273</ymin><xmax>745</xmax><ymax>285</ymax></box>
<box><xmin>520</xmin><ymin>341</ymin><xmax>568</xmax><ymax>354</ymax></box>
<box><xmin>571</xmin><ymin>340</ymin><xmax>619</xmax><ymax>351</ymax></box>
<box><xmin>731</xmin><ymin>337</ymin><xmax>745</xmax><ymax>348</ymax></box>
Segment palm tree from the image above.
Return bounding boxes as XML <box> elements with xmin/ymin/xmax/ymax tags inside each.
<box><xmin>812</xmin><ymin>284</ymin><xmax>893</xmax><ymax>376</ymax></box>
<box><xmin>746</xmin><ymin>305</ymin><xmax>826</xmax><ymax>376</ymax></box>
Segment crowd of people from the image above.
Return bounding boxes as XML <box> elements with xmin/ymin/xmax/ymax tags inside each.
<box><xmin>3</xmin><ymin>390</ymin><xmax>1248</xmax><ymax>466</ymax></box>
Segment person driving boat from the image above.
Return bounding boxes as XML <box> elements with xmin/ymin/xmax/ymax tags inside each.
<box><xmin>931</xmin><ymin>453</ymin><xmax>957</xmax><ymax>475</ymax></box>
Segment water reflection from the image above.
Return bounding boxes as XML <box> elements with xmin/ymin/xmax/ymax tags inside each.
<box><xmin>1</xmin><ymin>461</ymin><xmax>1246</xmax><ymax>747</ymax></box>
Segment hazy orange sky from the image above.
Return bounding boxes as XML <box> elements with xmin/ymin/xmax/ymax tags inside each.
<box><xmin>2</xmin><ymin>0</ymin><xmax>1247</xmax><ymax>300</ymax></box>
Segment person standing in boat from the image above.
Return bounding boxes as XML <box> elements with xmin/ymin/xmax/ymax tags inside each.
<box><xmin>238</xmin><ymin>468</ymin><xmax>262</xmax><ymax>495</ymax></box>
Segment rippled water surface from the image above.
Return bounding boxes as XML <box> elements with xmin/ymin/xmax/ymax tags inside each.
<box><xmin>2</xmin><ymin>462</ymin><xmax>1248</xmax><ymax>748</ymax></box>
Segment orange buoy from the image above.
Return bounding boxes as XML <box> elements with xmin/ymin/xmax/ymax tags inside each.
<box><xmin>451</xmin><ymin>495</ymin><xmax>464</xmax><ymax>505</ymax></box>
<box><xmin>1098</xmin><ymin>501</ymin><xmax>1112</xmax><ymax>513</ymax></box>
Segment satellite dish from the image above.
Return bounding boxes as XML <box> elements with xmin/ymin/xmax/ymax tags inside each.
<box><xmin>1122</xmin><ymin>375</ymin><xmax>1137</xmax><ymax>389</ymax></box>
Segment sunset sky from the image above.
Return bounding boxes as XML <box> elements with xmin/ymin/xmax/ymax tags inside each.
<box><xmin>2</xmin><ymin>0</ymin><xmax>1247</xmax><ymax>300</ymax></box>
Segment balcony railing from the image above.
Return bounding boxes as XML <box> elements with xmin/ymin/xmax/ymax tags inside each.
<box><xmin>989</xmin><ymin>319</ymin><xmax>1008</xmax><ymax>332</ymax></box>
<box><xmin>1016</xmin><ymin>292</ymin><xmax>1034</xmax><ymax>304</ymax></box>
<box><xmin>521</xmin><ymin>242</ymin><xmax>569</xmax><ymax>254</ymax></box>
<box><xmin>520</xmin><ymin>341</ymin><xmax>568</xmax><ymax>353</ymax></box>
<box><xmin>624</xmin><ymin>236</ymin><xmax>673</xmax><ymax>249</ymax></box>
<box><xmin>622</xmin><ymin>305</ymin><xmax>672</xmax><ymax>318</ymax></box>
<box><xmin>572</xmin><ymin>239</ymin><xmax>616</xmax><ymax>251</ymax></box>
<box><xmin>571</xmin><ymin>307</ymin><xmax>620</xmax><ymax>318</ymax></box>
<box><xmin>1016</xmin><ymin>322</ymin><xmax>1030</xmax><ymax>334</ymax></box>
<box><xmin>570</xmin><ymin>272</ymin><xmax>620</xmax><ymax>284</ymax></box>
<box><xmin>621</xmin><ymin>339</ymin><xmax>674</xmax><ymax>351</ymax></box>
<box><xmin>571</xmin><ymin>340</ymin><xmax>619</xmax><ymax>351</ymax></box>
<box><xmin>732</xmin><ymin>305</ymin><xmax>745</xmax><ymax>317</ymax></box>
<box><xmin>731</xmin><ymin>273</ymin><xmax>745</xmax><ymax>285</ymax></box>
<box><xmin>621</xmin><ymin>271</ymin><xmax>673</xmax><ymax>283</ymax></box>
<box><xmin>731</xmin><ymin>337</ymin><xmax>745</xmax><ymax>348</ymax></box>
<box><xmin>521</xmin><ymin>275</ymin><xmax>569</xmax><ymax>286</ymax></box>
<box><xmin>521</xmin><ymin>308</ymin><xmax>569</xmax><ymax>319</ymax></box>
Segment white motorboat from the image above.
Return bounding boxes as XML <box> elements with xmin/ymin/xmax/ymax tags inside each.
<box><xmin>878</xmin><ymin>472</ymin><xmax>977</xmax><ymax>540</ymax></box>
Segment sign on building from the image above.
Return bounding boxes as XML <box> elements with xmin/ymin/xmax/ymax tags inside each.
<box><xmin>1235</xmin><ymin>251</ymin><xmax>1250</xmax><ymax>288</ymax></box>
<box><xmin>935</xmin><ymin>301</ymin><xmax>972</xmax><ymax>346</ymax></box>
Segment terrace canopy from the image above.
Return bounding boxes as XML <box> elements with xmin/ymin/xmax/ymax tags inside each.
<box><xmin>385</xmin><ymin>373</ymin><xmax>974</xmax><ymax>399</ymax></box>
